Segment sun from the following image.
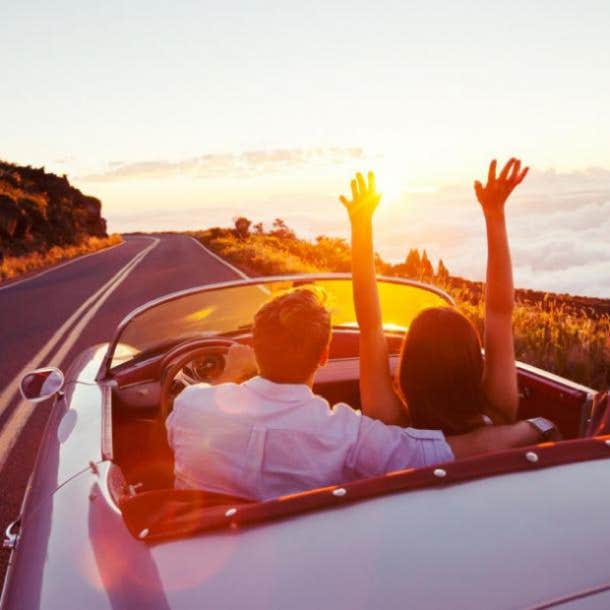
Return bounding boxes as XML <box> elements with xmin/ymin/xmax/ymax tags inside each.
<box><xmin>373</xmin><ymin>160</ymin><xmax>409</xmax><ymax>207</ymax></box>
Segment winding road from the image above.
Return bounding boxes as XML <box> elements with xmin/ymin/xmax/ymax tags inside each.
<box><xmin>0</xmin><ymin>233</ymin><xmax>245</xmax><ymax>587</ymax></box>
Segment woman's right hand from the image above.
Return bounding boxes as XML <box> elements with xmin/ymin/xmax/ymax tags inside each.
<box><xmin>339</xmin><ymin>171</ymin><xmax>381</xmax><ymax>224</ymax></box>
<box><xmin>474</xmin><ymin>158</ymin><xmax>528</xmax><ymax>219</ymax></box>
<box><xmin>477</xmin><ymin>158</ymin><xmax>524</xmax><ymax>424</ymax></box>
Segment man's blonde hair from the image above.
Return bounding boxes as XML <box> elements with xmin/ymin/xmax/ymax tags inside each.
<box><xmin>253</xmin><ymin>288</ymin><xmax>331</xmax><ymax>383</ymax></box>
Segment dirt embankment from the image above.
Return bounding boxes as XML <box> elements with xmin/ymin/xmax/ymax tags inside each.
<box><xmin>0</xmin><ymin>160</ymin><xmax>107</xmax><ymax>257</ymax></box>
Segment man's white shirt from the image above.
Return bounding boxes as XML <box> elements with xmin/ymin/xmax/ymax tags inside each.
<box><xmin>166</xmin><ymin>376</ymin><xmax>454</xmax><ymax>501</ymax></box>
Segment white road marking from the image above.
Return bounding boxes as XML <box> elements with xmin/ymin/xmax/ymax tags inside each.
<box><xmin>0</xmin><ymin>237</ymin><xmax>159</xmax><ymax>471</ymax></box>
<box><xmin>188</xmin><ymin>236</ymin><xmax>272</xmax><ymax>295</ymax></box>
<box><xmin>0</xmin><ymin>239</ymin><xmax>125</xmax><ymax>293</ymax></box>
<box><xmin>188</xmin><ymin>236</ymin><xmax>249</xmax><ymax>279</ymax></box>
<box><xmin>0</xmin><ymin>239</ymin><xmax>153</xmax><ymax>419</ymax></box>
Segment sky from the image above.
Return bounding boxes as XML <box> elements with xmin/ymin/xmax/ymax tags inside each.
<box><xmin>2</xmin><ymin>1</ymin><xmax>610</xmax><ymax>296</ymax></box>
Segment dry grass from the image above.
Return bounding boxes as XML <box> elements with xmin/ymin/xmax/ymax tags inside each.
<box><xmin>450</xmin><ymin>284</ymin><xmax>610</xmax><ymax>391</ymax></box>
<box><xmin>205</xmin><ymin>234</ymin><xmax>321</xmax><ymax>275</ymax></box>
<box><xmin>192</xmin><ymin>227</ymin><xmax>610</xmax><ymax>391</ymax></box>
<box><xmin>190</xmin><ymin>230</ymin><xmax>352</xmax><ymax>276</ymax></box>
<box><xmin>0</xmin><ymin>181</ymin><xmax>47</xmax><ymax>211</ymax></box>
<box><xmin>0</xmin><ymin>234</ymin><xmax>123</xmax><ymax>282</ymax></box>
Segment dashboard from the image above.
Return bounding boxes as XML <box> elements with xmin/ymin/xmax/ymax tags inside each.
<box><xmin>111</xmin><ymin>330</ymin><xmax>405</xmax><ymax>414</ymax></box>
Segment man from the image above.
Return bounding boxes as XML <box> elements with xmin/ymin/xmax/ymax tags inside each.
<box><xmin>167</xmin><ymin>288</ymin><xmax>549</xmax><ymax>501</ymax></box>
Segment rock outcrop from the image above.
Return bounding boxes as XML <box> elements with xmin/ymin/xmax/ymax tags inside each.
<box><xmin>0</xmin><ymin>161</ymin><xmax>107</xmax><ymax>256</ymax></box>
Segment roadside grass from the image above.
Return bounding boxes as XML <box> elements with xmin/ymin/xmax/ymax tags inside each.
<box><xmin>0</xmin><ymin>234</ymin><xmax>123</xmax><ymax>282</ymax></box>
<box><xmin>191</xmin><ymin>227</ymin><xmax>610</xmax><ymax>391</ymax></box>
<box><xmin>189</xmin><ymin>229</ymin><xmax>353</xmax><ymax>276</ymax></box>
<box><xmin>201</xmin><ymin>234</ymin><xmax>322</xmax><ymax>276</ymax></box>
<box><xmin>451</xmin><ymin>284</ymin><xmax>610</xmax><ymax>391</ymax></box>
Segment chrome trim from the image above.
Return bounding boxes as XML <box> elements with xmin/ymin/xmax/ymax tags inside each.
<box><xmin>18</xmin><ymin>366</ymin><xmax>65</xmax><ymax>403</ymax></box>
<box><xmin>3</xmin><ymin>519</ymin><xmax>20</xmax><ymax>550</ymax></box>
<box><xmin>100</xmin><ymin>382</ymin><xmax>113</xmax><ymax>460</ymax></box>
<box><xmin>99</xmin><ymin>461</ymin><xmax>124</xmax><ymax>516</ymax></box>
<box><xmin>579</xmin><ymin>391</ymin><xmax>598</xmax><ymax>438</ymax></box>
<box><xmin>100</xmin><ymin>273</ymin><xmax>454</xmax><ymax>378</ymax></box>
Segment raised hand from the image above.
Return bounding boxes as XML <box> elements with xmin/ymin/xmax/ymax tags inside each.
<box><xmin>474</xmin><ymin>158</ymin><xmax>529</xmax><ymax>218</ymax></box>
<box><xmin>339</xmin><ymin>171</ymin><xmax>381</xmax><ymax>223</ymax></box>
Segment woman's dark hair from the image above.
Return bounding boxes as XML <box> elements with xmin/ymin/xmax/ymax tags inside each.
<box><xmin>397</xmin><ymin>307</ymin><xmax>487</xmax><ymax>435</ymax></box>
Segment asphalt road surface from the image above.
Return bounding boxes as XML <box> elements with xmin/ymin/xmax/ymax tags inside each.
<box><xmin>0</xmin><ymin>233</ymin><xmax>245</xmax><ymax>589</ymax></box>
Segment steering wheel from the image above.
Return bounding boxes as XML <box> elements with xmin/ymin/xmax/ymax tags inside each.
<box><xmin>159</xmin><ymin>338</ymin><xmax>237</xmax><ymax>420</ymax></box>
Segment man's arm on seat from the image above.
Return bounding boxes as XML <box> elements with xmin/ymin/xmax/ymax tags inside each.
<box><xmin>446</xmin><ymin>421</ymin><xmax>543</xmax><ymax>459</ymax></box>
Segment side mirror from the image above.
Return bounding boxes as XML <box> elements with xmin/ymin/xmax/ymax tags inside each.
<box><xmin>19</xmin><ymin>368</ymin><xmax>65</xmax><ymax>403</ymax></box>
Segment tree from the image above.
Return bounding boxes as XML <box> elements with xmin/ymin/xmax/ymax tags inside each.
<box><xmin>233</xmin><ymin>216</ymin><xmax>252</xmax><ymax>239</ymax></box>
<box><xmin>314</xmin><ymin>235</ymin><xmax>351</xmax><ymax>272</ymax></box>
<box><xmin>421</xmin><ymin>250</ymin><xmax>434</xmax><ymax>278</ymax></box>
<box><xmin>270</xmin><ymin>218</ymin><xmax>295</xmax><ymax>239</ymax></box>
<box><xmin>253</xmin><ymin>221</ymin><xmax>264</xmax><ymax>234</ymax></box>
<box><xmin>437</xmin><ymin>258</ymin><xmax>450</xmax><ymax>282</ymax></box>
<box><xmin>404</xmin><ymin>248</ymin><xmax>421</xmax><ymax>278</ymax></box>
<box><xmin>208</xmin><ymin>226</ymin><xmax>229</xmax><ymax>239</ymax></box>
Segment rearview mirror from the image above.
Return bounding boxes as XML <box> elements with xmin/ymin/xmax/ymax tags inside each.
<box><xmin>19</xmin><ymin>368</ymin><xmax>64</xmax><ymax>403</ymax></box>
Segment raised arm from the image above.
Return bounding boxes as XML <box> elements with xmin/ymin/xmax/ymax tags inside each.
<box><xmin>339</xmin><ymin>172</ymin><xmax>409</xmax><ymax>426</ymax></box>
<box><xmin>474</xmin><ymin>158</ymin><xmax>529</xmax><ymax>424</ymax></box>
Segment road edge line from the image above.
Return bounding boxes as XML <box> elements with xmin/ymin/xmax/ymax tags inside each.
<box><xmin>187</xmin><ymin>236</ymin><xmax>250</xmax><ymax>279</ymax></box>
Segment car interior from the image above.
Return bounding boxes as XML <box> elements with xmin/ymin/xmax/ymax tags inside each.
<box><xmin>108</xmin><ymin>326</ymin><xmax>600</xmax><ymax>499</ymax></box>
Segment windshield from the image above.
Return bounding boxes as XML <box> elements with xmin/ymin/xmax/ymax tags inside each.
<box><xmin>107</xmin><ymin>275</ymin><xmax>453</xmax><ymax>370</ymax></box>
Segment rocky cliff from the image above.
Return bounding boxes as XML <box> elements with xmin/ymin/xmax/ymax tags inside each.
<box><xmin>0</xmin><ymin>161</ymin><xmax>107</xmax><ymax>256</ymax></box>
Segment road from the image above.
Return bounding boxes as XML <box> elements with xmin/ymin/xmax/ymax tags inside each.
<box><xmin>0</xmin><ymin>233</ymin><xmax>245</xmax><ymax>588</ymax></box>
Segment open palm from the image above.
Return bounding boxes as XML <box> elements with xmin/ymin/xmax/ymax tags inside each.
<box><xmin>339</xmin><ymin>171</ymin><xmax>381</xmax><ymax>222</ymax></box>
<box><xmin>475</xmin><ymin>158</ymin><xmax>529</xmax><ymax>216</ymax></box>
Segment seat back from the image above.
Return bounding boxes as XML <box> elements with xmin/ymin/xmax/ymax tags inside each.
<box><xmin>115</xmin><ymin>417</ymin><xmax>176</xmax><ymax>490</ymax></box>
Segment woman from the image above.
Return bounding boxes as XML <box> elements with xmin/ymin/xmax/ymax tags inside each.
<box><xmin>339</xmin><ymin>159</ymin><xmax>535</xmax><ymax>435</ymax></box>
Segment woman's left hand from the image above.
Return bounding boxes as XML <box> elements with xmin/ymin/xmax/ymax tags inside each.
<box><xmin>475</xmin><ymin>158</ymin><xmax>528</xmax><ymax>218</ymax></box>
<box><xmin>339</xmin><ymin>171</ymin><xmax>381</xmax><ymax>224</ymax></box>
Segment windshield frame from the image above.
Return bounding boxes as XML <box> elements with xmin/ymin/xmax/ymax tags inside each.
<box><xmin>99</xmin><ymin>273</ymin><xmax>454</xmax><ymax>379</ymax></box>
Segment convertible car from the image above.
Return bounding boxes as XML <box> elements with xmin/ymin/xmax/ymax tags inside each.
<box><xmin>2</xmin><ymin>274</ymin><xmax>610</xmax><ymax>610</ymax></box>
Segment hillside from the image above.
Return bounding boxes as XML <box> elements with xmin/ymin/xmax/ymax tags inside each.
<box><xmin>188</xmin><ymin>218</ymin><xmax>610</xmax><ymax>391</ymax></box>
<box><xmin>0</xmin><ymin>160</ymin><xmax>107</xmax><ymax>257</ymax></box>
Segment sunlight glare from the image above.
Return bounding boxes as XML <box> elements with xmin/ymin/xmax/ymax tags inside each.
<box><xmin>373</xmin><ymin>160</ymin><xmax>409</xmax><ymax>208</ymax></box>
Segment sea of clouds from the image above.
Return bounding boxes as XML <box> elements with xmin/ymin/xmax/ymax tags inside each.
<box><xmin>374</xmin><ymin>167</ymin><xmax>610</xmax><ymax>298</ymax></box>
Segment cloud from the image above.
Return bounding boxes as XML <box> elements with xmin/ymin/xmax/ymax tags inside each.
<box><xmin>108</xmin><ymin>206</ymin><xmax>247</xmax><ymax>233</ymax></box>
<box><xmin>374</xmin><ymin>168</ymin><xmax>610</xmax><ymax>297</ymax></box>
<box><xmin>80</xmin><ymin>147</ymin><xmax>365</xmax><ymax>182</ymax></box>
